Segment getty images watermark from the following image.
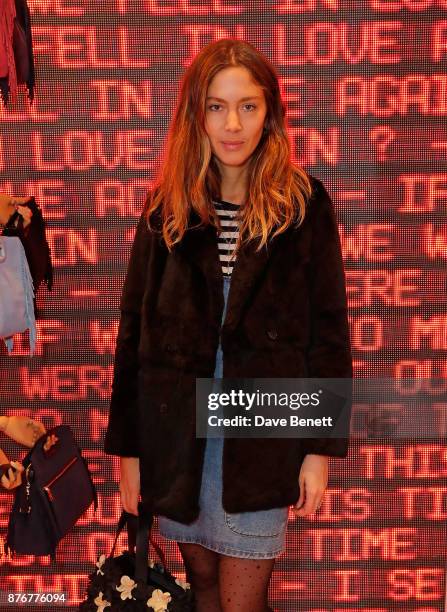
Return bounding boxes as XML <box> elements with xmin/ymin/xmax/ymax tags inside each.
<box><xmin>195</xmin><ymin>378</ymin><xmax>352</xmax><ymax>439</ymax></box>
<box><xmin>196</xmin><ymin>378</ymin><xmax>447</xmax><ymax>439</ymax></box>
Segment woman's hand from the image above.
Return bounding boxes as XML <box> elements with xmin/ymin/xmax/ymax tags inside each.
<box><xmin>16</xmin><ymin>204</ymin><xmax>33</xmax><ymax>230</ymax></box>
<box><xmin>43</xmin><ymin>433</ymin><xmax>58</xmax><ymax>452</ymax></box>
<box><xmin>1</xmin><ymin>461</ymin><xmax>24</xmax><ymax>490</ymax></box>
<box><xmin>292</xmin><ymin>454</ymin><xmax>329</xmax><ymax>517</ymax></box>
<box><xmin>120</xmin><ymin>457</ymin><xmax>140</xmax><ymax>515</ymax></box>
<box><xmin>0</xmin><ymin>194</ymin><xmax>32</xmax><ymax>227</ymax></box>
<box><xmin>0</xmin><ymin>416</ymin><xmax>59</xmax><ymax>452</ymax></box>
<box><xmin>1</xmin><ymin>416</ymin><xmax>46</xmax><ymax>448</ymax></box>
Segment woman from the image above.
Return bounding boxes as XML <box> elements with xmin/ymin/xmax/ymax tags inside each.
<box><xmin>105</xmin><ymin>39</ymin><xmax>352</xmax><ymax>611</ymax></box>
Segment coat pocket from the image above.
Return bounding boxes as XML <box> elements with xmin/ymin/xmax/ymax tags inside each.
<box><xmin>224</xmin><ymin>506</ymin><xmax>289</xmax><ymax>537</ymax></box>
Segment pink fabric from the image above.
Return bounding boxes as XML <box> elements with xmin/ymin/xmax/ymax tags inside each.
<box><xmin>0</xmin><ymin>0</ymin><xmax>18</xmax><ymax>101</ymax></box>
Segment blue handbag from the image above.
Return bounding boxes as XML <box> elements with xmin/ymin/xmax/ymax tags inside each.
<box><xmin>0</xmin><ymin>234</ymin><xmax>36</xmax><ymax>354</ymax></box>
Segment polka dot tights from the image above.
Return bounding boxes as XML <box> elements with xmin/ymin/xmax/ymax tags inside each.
<box><xmin>178</xmin><ymin>542</ymin><xmax>276</xmax><ymax>612</ymax></box>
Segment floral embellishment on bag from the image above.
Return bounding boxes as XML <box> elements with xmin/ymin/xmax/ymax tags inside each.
<box><xmin>116</xmin><ymin>575</ymin><xmax>137</xmax><ymax>600</ymax></box>
<box><xmin>94</xmin><ymin>591</ymin><xmax>111</xmax><ymax>611</ymax></box>
<box><xmin>147</xmin><ymin>588</ymin><xmax>172</xmax><ymax>610</ymax></box>
<box><xmin>95</xmin><ymin>554</ymin><xmax>106</xmax><ymax>575</ymax></box>
<box><xmin>175</xmin><ymin>577</ymin><xmax>191</xmax><ymax>590</ymax></box>
<box><xmin>80</xmin><ymin>536</ymin><xmax>195</xmax><ymax>609</ymax></box>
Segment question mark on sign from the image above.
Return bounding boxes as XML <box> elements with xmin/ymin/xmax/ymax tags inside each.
<box><xmin>369</xmin><ymin>126</ymin><xmax>396</xmax><ymax>162</ymax></box>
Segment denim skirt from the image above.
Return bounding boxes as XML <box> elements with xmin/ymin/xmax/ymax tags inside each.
<box><xmin>158</xmin><ymin>275</ymin><xmax>289</xmax><ymax>559</ymax></box>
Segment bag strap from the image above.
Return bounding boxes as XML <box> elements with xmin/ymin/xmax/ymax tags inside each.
<box><xmin>4</xmin><ymin>210</ymin><xmax>21</xmax><ymax>231</ymax></box>
<box><xmin>110</xmin><ymin>505</ymin><xmax>168</xmax><ymax>578</ymax></box>
<box><xmin>110</xmin><ymin>510</ymin><xmax>128</xmax><ymax>558</ymax></box>
<box><xmin>136</xmin><ymin>503</ymin><xmax>168</xmax><ymax>575</ymax></box>
<box><xmin>134</xmin><ymin>506</ymin><xmax>150</xmax><ymax>583</ymax></box>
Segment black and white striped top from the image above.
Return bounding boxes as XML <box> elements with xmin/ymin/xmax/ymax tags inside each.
<box><xmin>213</xmin><ymin>199</ymin><xmax>241</xmax><ymax>276</ymax></box>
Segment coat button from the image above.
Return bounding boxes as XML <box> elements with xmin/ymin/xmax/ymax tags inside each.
<box><xmin>266</xmin><ymin>329</ymin><xmax>278</xmax><ymax>340</ymax></box>
<box><xmin>160</xmin><ymin>403</ymin><xmax>168</xmax><ymax>413</ymax></box>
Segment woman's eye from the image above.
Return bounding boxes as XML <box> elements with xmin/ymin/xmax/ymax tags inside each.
<box><xmin>207</xmin><ymin>103</ymin><xmax>256</xmax><ymax>111</ymax></box>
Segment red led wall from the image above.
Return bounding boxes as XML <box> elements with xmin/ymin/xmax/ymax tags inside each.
<box><xmin>1</xmin><ymin>0</ymin><xmax>447</xmax><ymax>610</ymax></box>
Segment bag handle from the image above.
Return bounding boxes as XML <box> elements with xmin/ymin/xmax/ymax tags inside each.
<box><xmin>135</xmin><ymin>506</ymin><xmax>151</xmax><ymax>583</ymax></box>
<box><xmin>110</xmin><ymin>510</ymin><xmax>128</xmax><ymax>557</ymax></box>
<box><xmin>110</xmin><ymin>503</ymin><xmax>168</xmax><ymax>581</ymax></box>
<box><xmin>134</xmin><ymin>504</ymin><xmax>169</xmax><ymax>580</ymax></box>
<box><xmin>5</xmin><ymin>210</ymin><xmax>22</xmax><ymax>230</ymax></box>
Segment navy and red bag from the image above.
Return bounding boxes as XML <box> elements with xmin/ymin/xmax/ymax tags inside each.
<box><xmin>5</xmin><ymin>425</ymin><xmax>97</xmax><ymax>560</ymax></box>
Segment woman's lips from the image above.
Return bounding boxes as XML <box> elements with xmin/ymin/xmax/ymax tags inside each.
<box><xmin>221</xmin><ymin>141</ymin><xmax>244</xmax><ymax>151</ymax></box>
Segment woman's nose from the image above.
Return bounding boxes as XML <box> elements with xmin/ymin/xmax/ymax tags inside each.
<box><xmin>225</xmin><ymin>111</ymin><xmax>242</xmax><ymax>131</ymax></box>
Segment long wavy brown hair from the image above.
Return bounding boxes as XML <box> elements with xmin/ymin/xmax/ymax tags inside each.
<box><xmin>146</xmin><ymin>38</ymin><xmax>313</xmax><ymax>253</ymax></box>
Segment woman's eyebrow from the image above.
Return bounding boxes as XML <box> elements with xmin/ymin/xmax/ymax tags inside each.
<box><xmin>206</xmin><ymin>96</ymin><xmax>263</xmax><ymax>102</ymax></box>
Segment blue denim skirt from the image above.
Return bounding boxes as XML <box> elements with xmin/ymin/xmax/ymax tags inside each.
<box><xmin>158</xmin><ymin>275</ymin><xmax>289</xmax><ymax>559</ymax></box>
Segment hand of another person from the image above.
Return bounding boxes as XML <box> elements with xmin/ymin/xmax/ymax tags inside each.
<box><xmin>292</xmin><ymin>454</ymin><xmax>329</xmax><ymax>517</ymax></box>
<box><xmin>0</xmin><ymin>194</ymin><xmax>32</xmax><ymax>227</ymax></box>
<box><xmin>120</xmin><ymin>457</ymin><xmax>140</xmax><ymax>515</ymax></box>
<box><xmin>0</xmin><ymin>461</ymin><xmax>24</xmax><ymax>490</ymax></box>
<box><xmin>43</xmin><ymin>433</ymin><xmax>58</xmax><ymax>452</ymax></box>
<box><xmin>0</xmin><ymin>416</ymin><xmax>46</xmax><ymax>448</ymax></box>
<box><xmin>16</xmin><ymin>204</ymin><xmax>33</xmax><ymax>229</ymax></box>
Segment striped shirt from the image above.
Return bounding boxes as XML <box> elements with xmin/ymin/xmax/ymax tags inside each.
<box><xmin>213</xmin><ymin>199</ymin><xmax>241</xmax><ymax>277</ymax></box>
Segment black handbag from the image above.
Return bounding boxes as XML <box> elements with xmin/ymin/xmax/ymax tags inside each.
<box><xmin>6</xmin><ymin>425</ymin><xmax>97</xmax><ymax>560</ymax></box>
<box><xmin>79</xmin><ymin>504</ymin><xmax>195</xmax><ymax>611</ymax></box>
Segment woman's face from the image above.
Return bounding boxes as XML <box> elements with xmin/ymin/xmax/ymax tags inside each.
<box><xmin>204</xmin><ymin>66</ymin><xmax>267</xmax><ymax>170</ymax></box>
